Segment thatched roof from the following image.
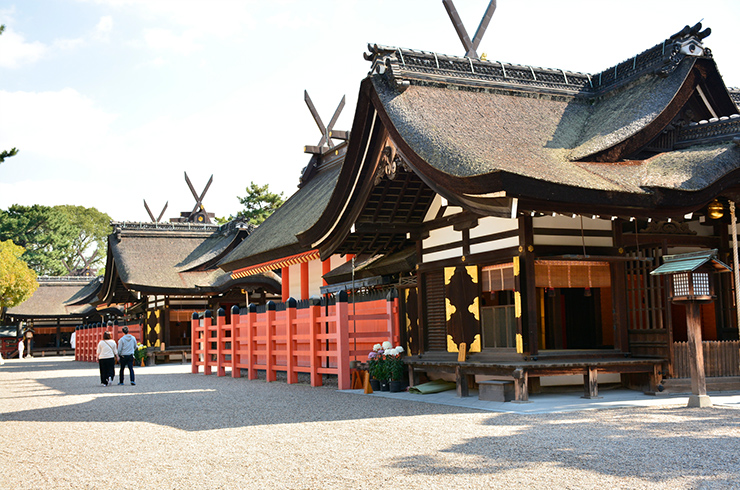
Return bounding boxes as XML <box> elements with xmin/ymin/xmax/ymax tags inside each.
<box><xmin>6</xmin><ymin>277</ymin><xmax>96</xmax><ymax>318</ymax></box>
<box><xmin>219</xmin><ymin>154</ymin><xmax>344</xmax><ymax>272</ymax></box>
<box><xmin>103</xmin><ymin>221</ymin><xmax>279</xmax><ymax>298</ymax></box>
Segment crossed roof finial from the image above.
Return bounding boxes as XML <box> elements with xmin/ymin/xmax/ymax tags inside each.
<box><xmin>442</xmin><ymin>0</ymin><xmax>496</xmax><ymax>59</ymax></box>
<box><xmin>303</xmin><ymin>91</ymin><xmax>349</xmax><ymax>154</ymax></box>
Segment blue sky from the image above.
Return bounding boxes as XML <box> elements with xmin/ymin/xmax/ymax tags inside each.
<box><xmin>1</xmin><ymin>0</ymin><xmax>739</xmax><ymax>222</ymax></box>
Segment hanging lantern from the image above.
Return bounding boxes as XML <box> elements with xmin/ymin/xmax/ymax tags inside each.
<box><xmin>708</xmin><ymin>200</ymin><xmax>724</xmax><ymax>220</ymax></box>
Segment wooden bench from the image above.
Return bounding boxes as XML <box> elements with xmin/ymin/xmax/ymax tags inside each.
<box><xmin>406</xmin><ymin>357</ymin><xmax>666</xmax><ymax>402</ymax></box>
<box><xmin>147</xmin><ymin>349</ymin><xmax>191</xmax><ymax>365</ymax></box>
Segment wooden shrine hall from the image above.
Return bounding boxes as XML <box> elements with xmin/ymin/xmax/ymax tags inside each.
<box><xmin>284</xmin><ymin>21</ymin><xmax>740</xmax><ymax>400</ymax></box>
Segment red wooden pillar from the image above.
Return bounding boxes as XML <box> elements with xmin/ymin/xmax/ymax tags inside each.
<box><xmin>300</xmin><ymin>262</ymin><xmax>309</xmax><ymax>300</ymax></box>
<box><xmin>322</xmin><ymin>258</ymin><xmax>331</xmax><ymax>286</ymax></box>
<box><xmin>203</xmin><ymin>310</ymin><xmax>213</xmax><ymax>376</ymax></box>
<box><xmin>231</xmin><ymin>305</ymin><xmax>242</xmax><ymax>378</ymax></box>
<box><xmin>191</xmin><ymin>313</ymin><xmax>199</xmax><ymax>374</ymax></box>
<box><xmin>247</xmin><ymin>304</ymin><xmax>258</xmax><ymax>380</ymax></box>
<box><xmin>309</xmin><ymin>303</ymin><xmax>322</xmax><ymax>387</ymax></box>
<box><xmin>336</xmin><ymin>290</ymin><xmax>351</xmax><ymax>390</ymax></box>
<box><xmin>286</xmin><ymin>298</ymin><xmax>297</xmax><ymax>384</ymax></box>
<box><xmin>216</xmin><ymin>308</ymin><xmax>226</xmax><ymax>377</ymax></box>
<box><xmin>265</xmin><ymin>301</ymin><xmax>276</xmax><ymax>382</ymax></box>
<box><xmin>281</xmin><ymin>266</ymin><xmax>290</xmax><ymax>301</ymax></box>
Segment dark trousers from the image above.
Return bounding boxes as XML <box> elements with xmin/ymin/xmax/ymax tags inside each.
<box><xmin>119</xmin><ymin>354</ymin><xmax>135</xmax><ymax>383</ymax></box>
<box><xmin>99</xmin><ymin>358</ymin><xmax>116</xmax><ymax>384</ymax></box>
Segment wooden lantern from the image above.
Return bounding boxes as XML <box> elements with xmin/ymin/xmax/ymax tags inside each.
<box><xmin>651</xmin><ymin>249</ymin><xmax>732</xmax><ymax>407</ymax></box>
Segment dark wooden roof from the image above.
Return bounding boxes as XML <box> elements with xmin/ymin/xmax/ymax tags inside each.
<box><xmin>298</xmin><ymin>24</ymin><xmax>740</xmax><ymax>257</ymax></box>
<box><xmin>6</xmin><ymin>277</ymin><xmax>96</xmax><ymax>318</ymax></box>
<box><xmin>219</xmin><ymin>147</ymin><xmax>345</xmax><ymax>272</ymax></box>
<box><xmin>100</xmin><ymin>221</ymin><xmax>279</xmax><ymax>302</ymax></box>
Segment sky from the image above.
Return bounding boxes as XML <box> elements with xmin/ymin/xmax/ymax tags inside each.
<box><xmin>1</xmin><ymin>0</ymin><xmax>739</xmax><ymax>223</ymax></box>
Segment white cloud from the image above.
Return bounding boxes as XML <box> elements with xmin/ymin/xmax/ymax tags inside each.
<box><xmin>142</xmin><ymin>27</ymin><xmax>201</xmax><ymax>54</ymax></box>
<box><xmin>0</xmin><ymin>26</ymin><xmax>47</xmax><ymax>68</ymax></box>
<box><xmin>93</xmin><ymin>15</ymin><xmax>113</xmax><ymax>42</ymax></box>
<box><xmin>0</xmin><ymin>88</ymin><xmax>118</xmax><ymax>164</ymax></box>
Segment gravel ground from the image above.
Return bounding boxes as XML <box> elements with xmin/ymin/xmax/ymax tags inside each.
<box><xmin>2</xmin><ymin>357</ymin><xmax>740</xmax><ymax>490</ymax></box>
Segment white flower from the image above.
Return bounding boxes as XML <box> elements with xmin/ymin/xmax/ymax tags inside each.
<box><xmin>386</xmin><ymin>348</ymin><xmax>398</xmax><ymax>356</ymax></box>
<box><xmin>382</xmin><ymin>341</ymin><xmax>392</xmax><ymax>349</ymax></box>
<box><xmin>373</xmin><ymin>343</ymin><xmax>382</xmax><ymax>351</ymax></box>
<box><xmin>395</xmin><ymin>346</ymin><xmax>404</xmax><ymax>353</ymax></box>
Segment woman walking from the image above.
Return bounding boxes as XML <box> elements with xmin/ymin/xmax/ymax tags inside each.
<box><xmin>96</xmin><ymin>332</ymin><xmax>118</xmax><ymax>386</ymax></box>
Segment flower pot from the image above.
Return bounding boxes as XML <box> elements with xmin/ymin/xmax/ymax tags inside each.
<box><xmin>389</xmin><ymin>380</ymin><xmax>405</xmax><ymax>392</ymax></box>
<box><xmin>380</xmin><ymin>380</ymin><xmax>390</xmax><ymax>391</ymax></box>
<box><xmin>369</xmin><ymin>379</ymin><xmax>381</xmax><ymax>392</ymax></box>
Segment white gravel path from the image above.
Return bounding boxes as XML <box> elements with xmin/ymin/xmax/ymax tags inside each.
<box><xmin>2</xmin><ymin>357</ymin><xmax>739</xmax><ymax>489</ymax></box>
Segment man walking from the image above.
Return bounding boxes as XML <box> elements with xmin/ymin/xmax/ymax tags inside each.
<box><xmin>117</xmin><ymin>326</ymin><xmax>137</xmax><ymax>385</ymax></box>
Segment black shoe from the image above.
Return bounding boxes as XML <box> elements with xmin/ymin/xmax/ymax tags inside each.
<box><xmin>131</xmin><ymin>382</ymin><xmax>136</xmax><ymax>385</ymax></box>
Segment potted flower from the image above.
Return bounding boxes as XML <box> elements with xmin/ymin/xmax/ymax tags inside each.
<box><xmin>385</xmin><ymin>345</ymin><xmax>406</xmax><ymax>392</ymax></box>
<box><xmin>367</xmin><ymin>343</ymin><xmax>386</xmax><ymax>391</ymax></box>
<box><xmin>134</xmin><ymin>343</ymin><xmax>147</xmax><ymax>367</ymax></box>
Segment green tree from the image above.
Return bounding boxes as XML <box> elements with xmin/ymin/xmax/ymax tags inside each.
<box><xmin>0</xmin><ymin>240</ymin><xmax>38</xmax><ymax>309</ymax></box>
<box><xmin>227</xmin><ymin>182</ymin><xmax>285</xmax><ymax>225</ymax></box>
<box><xmin>54</xmin><ymin>205</ymin><xmax>111</xmax><ymax>273</ymax></box>
<box><xmin>0</xmin><ymin>205</ymin><xmax>76</xmax><ymax>276</ymax></box>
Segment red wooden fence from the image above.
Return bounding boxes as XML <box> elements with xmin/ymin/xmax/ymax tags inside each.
<box><xmin>74</xmin><ymin>323</ymin><xmax>144</xmax><ymax>362</ymax></box>
<box><xmin>191</xmin><ymin>292</ymin><xmax>400</xmax><ymax>390</ymax></box>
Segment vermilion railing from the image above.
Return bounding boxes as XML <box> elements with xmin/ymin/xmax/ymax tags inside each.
<box><xmin>74</xmin><ymin>323</ymin><xmax>144</xmax><ymax>362</ymax></box>
<box><xmin>191</xmin><ymin>292</ymin><xmax>400</xmax><ymax>390</ymax></box>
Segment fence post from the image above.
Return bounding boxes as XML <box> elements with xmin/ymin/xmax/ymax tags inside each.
<box><xmin>286</xmin><ymin>298</ymin><xmax>297</xmax><ymax>384</ymax></box>
<box><xmin>387</xmin><ymin>290</ymin><xmax>399</xmax><ymax>347</ymax></box>
<box><xmin>309</xmin><ymin>302</ymin><xmax>322</xmax><ymax>387</ymax></box>
<box><xmin>247</xmin><ymin>303</ymin><xmax>258</xmax><ymax>380</ymax></box>
<box><xmin>266</xmin><ymin>301</ymin><xmax>276</xmax><ymax>382</ymax></box>
<box><xmin>216</xmin><ymin>308</ymin><xmax>226</xmax><ymax>377</ymax></box>
<box><xmin>203</xmin><ymin>310</ymin><xmax>213</xmax><ymax>376</ymax></box>
<box><xmin>336</xmin><ymin>291</ymin><xmax>351</xmax><ymax>390</ymax></box>
<box><xmin>231</xmin><ymin>305</ymin><xmax>242</xmax><ymax>378</ymax></box>
<box><xmin>191</xmin><ymin>312</ymin><xmax>199</xmax><ymax>374</ymax></box>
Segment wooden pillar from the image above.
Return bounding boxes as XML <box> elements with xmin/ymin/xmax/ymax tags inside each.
<box><xmin>582</xmin><ymin>366</ymin><xmax>600</xmax><ymax>399</ymax></box>
<box><xmin>191</xmin><ymin>313</ymin><xmax>199</xmax><ymax>374</ymax></box>
<box><xmin>265</xmin><ymin>301</ymin><xmax>276</xmax><ymax>382</ymax></box>
<box><xmin>300</xmin><ymin>261</ymin><xmax>309</xmax><ymax>300</ymax></box>
<box><xmin>518</xmin><ymin>215</ymin><xmax>538</xmax><ymax>356</ymax></box>
<box><xmin>336</xmin><ymin>290</ymin><xmax>351</xmax><ymax>390</ymax></box>
<box><xmin>309</xmin><ymin>303</ymin><xmax>322</xmax><ymax>387</ymax></box>
<box><xmin>686</xmin><ymin>302</ymin><xmax>711</xmax><ymax>407</ymax></box>
<box><xmin>203</xmin><ymin>311</ymin><xmax>212</xmax><ymax>376</ymax></box>
<box><xmin>231</xmin><ymin>306</ymin><xmax>242</xmax><ymax>378</ymax></box>
<box><xmin>281</xmin><ymin>266</ymin><xmax>290</xmax><ymax>301</ymax></box>
<box><xmin>286</xmin><ymin>298</ymin><xmax>297</xmax><ymax>384</ymax></box>
<box><xmin>246</xmin><ymin>304</ymin><xmax>258</xmax><ymax>380</ymax></box>
<box><xmin>322</xmin><ymin>258</ymin><xmax>331</xmax><ymax>286</ymax></box>
<box><xmin>216</xmin><ymin>308</ymin><xmax>226</xmax><ymax>377</ymax></box>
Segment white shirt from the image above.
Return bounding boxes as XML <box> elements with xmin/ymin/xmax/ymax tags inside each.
<box><xmin>96</xmin><ymin>340</ymin><xmax>118</xmax><ymax>360</ymax></box>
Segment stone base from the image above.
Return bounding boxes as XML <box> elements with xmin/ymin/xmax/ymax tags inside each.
<box><xmin>478</xmin><ymin>380</ymin><xmax>515</xmax><ymax>402</ymax></box>
<box><xmin>687</xmin><ymin>394</ymin><xmax>713</xmax><ymax>408</ymax></box>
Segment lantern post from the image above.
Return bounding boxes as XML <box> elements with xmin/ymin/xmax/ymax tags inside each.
<box><xmin>651</xmin><ymin>250</ymin><xmax>732</xmax><ymax>408</ymax></box>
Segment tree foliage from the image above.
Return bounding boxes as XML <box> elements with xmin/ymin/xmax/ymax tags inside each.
<box><xmin>0</xmin><ymin>240</ymin><xmax>38</xmax><ymax>309</ymax></box>
<box><xmin>54</xmin><ymin>205</ymin><xmax>111</xmax><ymax>272</ymax></box>
<box><xmin>230</xmin><ymin>182</ymin><xmax>285</xmax><ymax>225</ymax></box>
<box><xmin>0</xmin><ymin>204</ymin><xmax>112</xmax><ymax>276</ymax></box>
<box><xmin>0</xmin><ymin>205</ymin><xmax>76</xmax><ymax>276</ymax></box>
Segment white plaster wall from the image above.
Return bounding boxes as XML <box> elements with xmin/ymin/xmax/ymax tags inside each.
<box><xmin>423</xmin><ymin>247</ymin><xmax>463</xmax><ymax>263</ymax></box>
<box><xmin>424</xmin><ymin>225</ymin><xmax>461</xmax><ymax>249</ymax></box>
<box><xmin>470</xmin><ymin>216</ymin><xmax>518</xmax><ymax>239</ymax></box>
<box><xmin>308</xmin><ymin>257</ymin><xmax>323</xmax><ymax>298</ymax></box>
<box><xmin>288</xmin><ymin>263</ymin><xmax>301</xmax><ymax>300</ymax></box>
<box><xmin>533</xmin><ymin>215</ymin><xmax>613</xmax><ymax>247</ymax></box>
<box><xmin>424</xmin><ymin>194</ymin><xmax>443</xmax><ymax>222</ymax></box>
<box><xmin>470</xmin><ymin>236</ymin><xmax>520</xmax><ymax>255</ymax></box>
